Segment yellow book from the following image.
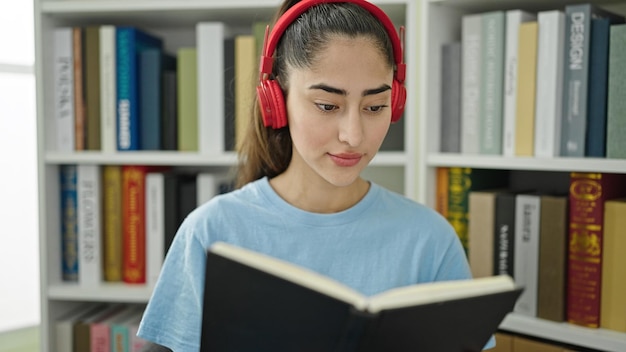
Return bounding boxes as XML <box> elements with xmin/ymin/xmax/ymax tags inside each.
<box><xmin>177</xmin><ymin>47</ymin><xmax>198</xmax><ymax>151</ymax></box>
<box><xmin>601</xmin><ymin>198</ymin><xmax>626</xmax><ymax>332</ymax></box>
<box><xmin>514</xmin><ymin>22</ymin><xmax>538</xmax><ymax>156</ymax></box>
<box><xmin>102</xmin><ymin>165</ymin><xmax>123</xmax><ymax>281</ymax></box>
<box><xmin>235</xmin><ymin>35</ymin><xmax>256</xmax><ymax>151</ymax></box>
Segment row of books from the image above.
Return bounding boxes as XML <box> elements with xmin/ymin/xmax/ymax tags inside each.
<box><xmin>493</xmin><ymin>332</ymin><xmax>579</xmax><ymax>352</ymax></box>
<box><xmin>436</xmin><ymin>167</ymin><xmax>626</xmax><ymax>333</ymax></box>
<box><xmin>53</xmin><ymin>21</ymin><xmax>267</xmax><ymax>154</ymax></box>
<box><xmin>55</xmin><ymin>303</ymin><xmax>146</xmax><ymax>352</ymax></box>
<box><xmin>59</xmin><ymin>164</ymin><xmax>233</xmax><ymax>286</ymax></box>
<box><xmin>440</xmin><ymin>3</ymin><xmax>626</xmax><ymax>159</ymax></box>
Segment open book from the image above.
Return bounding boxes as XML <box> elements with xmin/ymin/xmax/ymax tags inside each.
<box><xmin>201</xmin><ymin>242</ymin><xmax>523</xmax><ymax>352</ymax></box>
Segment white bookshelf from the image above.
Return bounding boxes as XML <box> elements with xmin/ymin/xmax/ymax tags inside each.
<box><xmin>34</xmin><ymin>0</ymin><xmax>418</xmax><ymax>350</ymax></box>
<box><xmin>417</xmin><ymin>0</ymin><xmax>626</xmax><ymax>351</ymax></box>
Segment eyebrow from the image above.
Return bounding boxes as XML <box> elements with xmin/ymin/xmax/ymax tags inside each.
<box><xmin>308</xmin><ymin>83</ymin><xmax>392</xmax><ymax>97</ymax></box>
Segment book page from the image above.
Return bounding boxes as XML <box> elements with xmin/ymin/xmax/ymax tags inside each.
<box><xmin>366</xmin><ymin>275</ymin><xmax>516</xmax><ymax>313</ymax></box>
<box><xmin>210</xmin><ymin>242</ymin><xmax>369</xmax><ymax>309</ymax></box>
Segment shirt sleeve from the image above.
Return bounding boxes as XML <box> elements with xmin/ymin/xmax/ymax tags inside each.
<box><xmin>137</xmin><ymin>221</ymin><xmax>207</xmax><ymax>351</ymax></box>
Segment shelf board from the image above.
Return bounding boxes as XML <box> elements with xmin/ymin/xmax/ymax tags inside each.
<box><xmin>501</xmin><ymin>314</ymin><xmax>626</xmax><ymax>351</ymax></box>
<box><xmin>426</xmin><ymin>153</ymin><xmax>626</xmax><ymax>173</ymax></box>
<box><xmin>48</xmin><ymin>283</ymin><xmax>153</xmax><ymax>303</ymax></box>
<box><xmin>43</xmin><ymin>150</ymin><xmax>407</xmax><ymax>167</ymax></box>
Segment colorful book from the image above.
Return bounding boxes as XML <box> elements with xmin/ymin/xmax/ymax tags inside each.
<box><xmin>534</xmin><ymin>11</ymin><xmax>565</xmax><ymax>158</ymax></box>
<box><xmin>601</xmin><ymin>198</ymin><xmax>626</xmax><ymax>332</ymax></box>
<box><xmin>122</xmin><ymin>165</ymin><xmax>149</xmax><ymax>284</ymax></box>
<box><xmin>73</xmin><ymin>26</ymin><xmax>86</xmax><ymax>151</ymax></box>
<box><xmin>60</xmin><ymin>164</ymin><xmax>78</xmax><ymax>282</ymax></box>
<box><xmin>513</xmin><ymin>193</ymin><xmax>541</xmax><ymax>317</ymax></box>
<box><xmin>139</xmin><ymin>48</ymin><xmax>163</xmax><ymax>150</ymax></box>
<box><xmin>514</xmin><ymin>21</ymin><xmax>538</xmax><ymax>157</ymax></box>
<box><xmin>177</xmin><ymin>47</ymin><xmax>198</xmax><ymax>151</ymax></box>
<box><xmin>103</xmin><ymin>165</ymin><xmax>123</xmax><ymax>282</ymax></box>
<box><xmin>440</xmin><ymin>42</ymin><xmax>462</xmax><ymax>153</ymax></box>
<box><xmin>234</xmin><ymin>35</ymin><xmax>256</xmax><ymax>151</ymax></box>
<box><xmin>537</xmin><ymin>194</ymin><xmax>568</xmax><ymax>322</ymax></box>
<box><xmin>503</xmin><ymin>10</ymin><xmax>536</xmax><ymax>156</ymax></box>
<box><xmin>116</xmin><ymin>27</ymin><xmax>163</xmax><ymax>151</ymax></box>
<box><xmin>479</xmin><ymin>11</ymin><xmax>505</xmax><ymax>155</ymax></box>
<box><xmin>85</xmin><ymin>25</ymin><xmax>101</xmax><ymax>150</ymax></box>
<box><xmin>461</xmin><ymin>14</ymin><xmax>482</xmax><ymax>154</ymax></box>
<box><xmin>446</xmin><ymin>168</ymin><xmax>509</xmax><ymax>255</ymax></box>
<box><xmin>54</xmin><ymin>27</ymin><xmax>75</xmax><ymax>152</ymax></box>
<box><xmin>567</xmin><ymin>172</ymin><xmax>626</xmax><ymax>328</ymax></box>
<box><xmin>606</xmin><ymin>24</ymin><xmax>626</xmax><ymax>159</ymax></box>
<box><xmin>99</xmin><ymin>25</ymin><xmax>117</xmax><ymax>153</ymax></box>
<box><xmin>560</xmin><ymin>4</ymin><xmax>624</xmax><ymax>157</ymax></box>
<box><xmin>77</xmin><ymin>164</ymin><xmax>102</xmax><ymax>286</ymax></box>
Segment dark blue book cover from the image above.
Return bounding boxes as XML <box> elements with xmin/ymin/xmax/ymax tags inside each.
<box><xmin>586</xmin><ymin>17</ymin><xmax>625</xmax><ymax>157</ymax></box>
<box><xmin>116</xmin><ymin>27</ymin><xmax>163</xmax><ymax>151</ymax></box>
<box><xmin>139</xmin><ymin>48</ymin><xmax>162</xmax><ymax>150</ymax></box>
<box><xmin>161</xmin><ymin>53</ymin><xmax>178</xmax><ymax>151</ymax></box>
<box><xmin>60</xmin><ymin>164</ymin><xmax>78</xmax><ymax>281</ymax></box>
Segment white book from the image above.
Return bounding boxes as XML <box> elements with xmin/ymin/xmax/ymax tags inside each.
<box><xmin>77</xmin><ymin>164</ymin><xmax>102</xmax><ymax>286</ymax></box>
<box><xmin>513</xmin><ymin>194</ymin><xmax>541</xmax><ymax>317</ymax></box>
<box><xmin>146</xmin><ymin>172</ymin><xmax>165</xmax><ymax>286</ymax></box>
<box><xmin>534</xmin><ymin>11</ymin><xmax>565</xmax><ymax>158</ymax></box>
<box><xmin>197</xmin><ymin>22</ymin><xmax>227</xmax><ymax>154</ymax></box>
<box><xmin>99</xmin><ymin>25</ymin><xmax>117</xmax><ymax>153</ymax></box>
<box><xmin>196</xmin><ymin>172</ymin><xmax>232</xmax><ymax>206</ymax></box>
<box><xmin>54</xmin><ymin>27</ymin><xmax>75</xmax><ymax>152</ymax></box>
<box><xmin>461</xmin><ymin>14</ymin><xmax>483</xmax><ymax>154</ymax></box>
<box><xmin>502</xmin><ymin>10</ymin><xmax>536</xmax><ymax>156</ymax></box>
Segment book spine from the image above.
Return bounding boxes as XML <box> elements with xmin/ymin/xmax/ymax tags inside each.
<box><xmin>461</xmin><ymin>14</ymin><xmax>482</xmax><ymax>154</ymax></box>
<box><xmin>503</xmin><ymin>11</ymin><xmax>535</xmax><ymax>156</ymax></box>
<box><xmin>513</xmin><ymin>194</ymin><xmax>541</xmax><ymax>316</ymax></box>
<box><xmin>54</xmin><ymin>28</ymin><xmax>75</xmax><ymax>152</ymax></box>
<box><xmin>567</xmin><ymin>172</ymin><xmax>626</xmax><ymax>327</ymax></box>
<box><xmin>161</xmin><ymin>54</ymin><xmax>178</xmax><ymax>151</ymax></box>
<box><xmin>479</xmin><ymin>11</ymin><xmax>505</xmax><ymax>155</ymax></box>
<box><xmin>85</xmin><ymin>26</ymin><xmax>101</xmax><ymax>150</ymax></box>
<box><xmin>585</xmin><ymin>18</ymin><xmax>611</xmax><ymax>157</ymax></box>
<box><xmin>77</xmin><ymin>164</ymin><xmax>102</xmax><ymax>286</ymax></box>
<box><xmin>90</xmin><ymin>323</ymin><xmax>111</xmax><ymax>352</ymax></box>
<box><xmin>73</xmin><ymin>27</ymin><xmax>86</xmax><ymax>151</ymax></box>
<box><xmin>146</xmin><ymin>172</ymin><xmax>165</xmax><ymax>286</ymax></box>
<box><xmin>60</xmin><ymin>165</ymin><xmax>79</xmax><ymax>281</ymax></box>
<box><xmin>99</xmin><ymin>25</ymin><xmax>117</xmax><ymax>153</ymax></box>
<box><xmin>116</xmin><ymin>28</ymin><xmax>135</xmax><ymax>151</ymax></box>
<box><xmin>560</xmin><ymin>4</ymin><xmax>592</xmax><ymax>157</ymax></box>
<box><xmin>103</xmin><ymin>165</ymin><xmax>123</xmax><ymax>282</ymax></box>
<box><xmin>139</xmin><ymin>49</ymin><xmax>162</xmax><ymax>150</ymax></box>
<box><xmin>234</xmin><ymin>35</ymin><xmax>256</xmax><ymax>151</ymax></box>
<box><xmin>537</xmin><ymin>195</ymin><xmax>568</xmax><ymax>322</ymax></box>
<box><xmin>122</xmin><ymin>165</ymin><xmax>147</xmax><ymax>284</ymax></box>
<box><xmin>468</xmin><ymin>191</ymin><xmax>497</xmax><ymax>278</ymax></box>
<box><xmin>111</xmin><ymin>324</ymin><xmax>130</xmax><ymax>352</ymax></box>
<box><xmin>177</xmin><ymin>48</ymin><xmax>199</xmax><ymax>151</ymax></box>
<box><xmin>435</xmin><ymin>167</ymin><xmax>449</xmax><ymax>217</ymax></box>
<box><xmin>447</xmin><ymin>167</ymin><xmax>471</xmax><ymax>254</ymax></box>
<box><xmin>534</xmin><ymin>11</ymin><xmax>565</xmax><ymax>158</ymax></box>
<box><xmin>197</xmin><ymin>22</ymin><xmax>226</xmax><ymax>154</ymax></box>
<box><xmin>514</xmin><ymin>22</ymin><xmax>538</xmax><ymax>156</ymax></box>
<box><xmin>440</xmin><ymin>42</ymin><xmax>462</xmax><ymax>153</ymax></box>
<box><xmin>600</xmin><ymin>199</ymin><xmax>626</xmax><ymax>332</ymax></box>
<box><xmin>606</xmin><ymin>24</ymin><xmax>626</xmax><ymax>159</ymax></box>
<box><xmin>494</xmin><ymin>193</ymin><xmax>515</xmax><ymax>277</ymax></box>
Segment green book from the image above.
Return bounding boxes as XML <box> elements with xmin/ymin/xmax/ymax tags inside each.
<box><xmin>177</xmin><ymin>47</ymin><xmax>198</xmax><ymax>151</ymax></box>
<box><xmin>607</xmin><ymin>24</ymin><xmax>626</xmax><ymax>159</ymax></box>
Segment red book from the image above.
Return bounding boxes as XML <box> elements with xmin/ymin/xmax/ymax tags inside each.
<box><xmin>122</xmin><ymin>165</ymin><xmax>149</xmax><ymax>283</ymax></box>
<box><xmin>567</xmin><ymin>172</ymin><xmax>626</xmax><ymax>327</ymax></box>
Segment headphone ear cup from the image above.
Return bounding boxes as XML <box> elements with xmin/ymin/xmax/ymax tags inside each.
<box><xmin>257</xmin><ymin>79</ymin><xmax>288</xmax><ymax>128</ymax></box>
<box><xmin>390</xmin><ymin>79</ymin><xmax>406</xmax><ymax>123</ymax></box>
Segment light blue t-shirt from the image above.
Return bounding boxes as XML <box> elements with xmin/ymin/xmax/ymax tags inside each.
<box><xmin>138</xmin><ymin>177</ymin><xmax>483</xmax><ymax>351</ymax></box>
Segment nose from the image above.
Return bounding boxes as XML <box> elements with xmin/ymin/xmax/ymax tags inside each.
<box><xmin>338</xmin><ymin>107</ymin><xmax>364</xmax><ymax>147</ymax></box>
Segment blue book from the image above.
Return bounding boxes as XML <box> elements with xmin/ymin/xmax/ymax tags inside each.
<box><xmin>116</xmin><ymin>27</ymin><xmax>163</xmax><ymax>151</ymax></box>
<box><xmin>586</xmin><ymin>17</ymin><xmax>624</xmax><ymax>157</ymax></box>
<box><xmin>139</xmin><ymin>48</ymin><xmax>163</xmax><ymax>150</ymax></box>
<box><xmin>60</xmin><ymin>164</ymin><xmax>78</xmax><ymax>281</ymax></box>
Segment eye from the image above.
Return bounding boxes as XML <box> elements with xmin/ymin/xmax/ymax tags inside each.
<box><xmin>365</xmin><ymin>105</ymin><xmax>388</xmax><ymax>113</ymax></box>
<box><xmin>315</xmin><ymin>103</ymin><xmax>339</xmax><ymax>112</ymax></box>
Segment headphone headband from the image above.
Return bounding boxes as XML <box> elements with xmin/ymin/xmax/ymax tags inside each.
<box><xmin>259</xmin><ymin>0</ymin><xmax>405</xmax><ymax>83</ymax></box>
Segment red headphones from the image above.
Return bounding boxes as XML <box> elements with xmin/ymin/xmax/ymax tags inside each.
<box><xmin>256</xmin><ymin>0</ymin><xmax>407</xmax><ymax>129</ymax></box>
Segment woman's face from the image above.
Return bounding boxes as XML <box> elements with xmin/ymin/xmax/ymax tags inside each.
<box><xmin>285</xmin><ymin>35</ymin><xmax>394</xmax><ymax>188</ymax></box>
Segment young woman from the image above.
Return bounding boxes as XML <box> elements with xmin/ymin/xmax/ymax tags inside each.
<box><xmin>138</xmin><ymin>0</ymin><xmax>478</xmax><ymax>350</ymax></box>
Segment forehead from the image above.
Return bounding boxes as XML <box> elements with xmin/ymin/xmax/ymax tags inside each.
<box><xmin>303</xmin><ymin>35</ymin><xmax>392</xmax><ymax>75</ymax></box>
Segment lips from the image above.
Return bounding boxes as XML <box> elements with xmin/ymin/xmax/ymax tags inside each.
<box><xmin>328</xmin><ymin>153</ymin><xmax>363</xmax><ymax>167</ymax></box>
